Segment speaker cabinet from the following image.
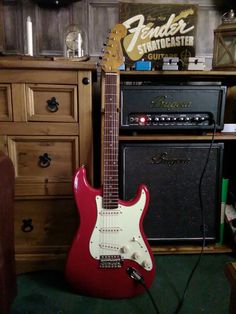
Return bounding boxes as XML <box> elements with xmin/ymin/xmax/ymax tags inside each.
<box><xmin>119</xmin><ymin>142</ymin><xmax>224</xmax><ymax>243</ymax></box>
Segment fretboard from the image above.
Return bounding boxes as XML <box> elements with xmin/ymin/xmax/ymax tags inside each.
<box><xmin>103</xmin><ymin>72</ymin><xmax>119</xmax><ymax>209</ymax></box>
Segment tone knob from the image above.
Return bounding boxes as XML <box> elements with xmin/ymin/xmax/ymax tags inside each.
<box><xmin>132</xmin><ymin>252</ymin><xmax>140</xmax><ymax>260</ymax></box>
<box><xmin>142</xmin><ymin>260</ymin><xmax>151</xmax><ymax>269</ymax></box>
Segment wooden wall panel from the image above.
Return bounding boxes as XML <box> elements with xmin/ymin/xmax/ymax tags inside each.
<box><xmin>195</xmin><ymin>4</ymin><xmax>221</xmax><ymax>57</ymax></box>
<box><xmin>0</xmin><ymin>1</ymin><xmax>4</xmax><ymax>52</ymax></box>
<box><xmin>88</xmin><ymin>1</ymin><xmax>118</xmax><ymax>56</ymax></box>
<box><xmin>34</xmin><ymin>1</ymin><xmax>87</xmax><ymax>56</ymax></box>
<box><xmin>35</xmin><ymin>6</ymin><xmax>72</xmax><ymax>55</ymax></box>
<box><xmin>2</xmin><ymin>0</ymin><xmax>24</xmax><ymax>54</ymax></box>
<box><xmin>0</xmin><ymin>0</ymin><xmax>227</xmax><ymax>58</ymax></box>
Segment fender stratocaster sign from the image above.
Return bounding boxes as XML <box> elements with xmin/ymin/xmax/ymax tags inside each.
<box><xmin>65</xmin><ymin>24</ymin><xmax>156</xmax><ymax>299</ymax></box>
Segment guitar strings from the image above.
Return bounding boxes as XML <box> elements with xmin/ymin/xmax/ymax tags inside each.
<box><xmin>103</xmin><ymin>72</ymin><xmax>119</xmax><ymax>256</ymax></box>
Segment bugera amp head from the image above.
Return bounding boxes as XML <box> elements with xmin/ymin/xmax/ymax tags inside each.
<box><xmin>120</xmin><ymin>85</ymin><xmax>227</xmax><ymax>131</ymax></box>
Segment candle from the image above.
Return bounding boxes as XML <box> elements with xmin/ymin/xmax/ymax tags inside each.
<box><xmin>26</xmin><ymin>16</ymin><xmax>33</xmax><ymax>56</ymax></box>
<box><xmin>77</xmin><ymin>32</ymin><xmax>82</xmax><ymax>57</ymax></box>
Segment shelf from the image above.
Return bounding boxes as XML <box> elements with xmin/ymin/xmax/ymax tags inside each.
<box><xmin>114</xmin><ymin>70</ymin><xmax>236</xmax><ymax>254</ymax></box>
<box><xmin>120</xmin><ymin>70</ymin><xmax>236</xmax><ymax>78</ymax></box>
<box><xmin>119</xmin><ymin>132</ymin><xmax>236</xmax><ymax>141</ymax></box>
<box><xmin>152</xmin><ymin>244</ymin><xmax>234</xmax><ymax>255</ymax></box>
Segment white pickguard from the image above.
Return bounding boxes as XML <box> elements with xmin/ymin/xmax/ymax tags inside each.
<box><xmin>89</xmin><ymin>189</ymin><xmax>153</xmax><ymax>271</ymax></box>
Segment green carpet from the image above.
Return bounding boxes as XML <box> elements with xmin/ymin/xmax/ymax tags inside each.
<box><xmin>11</xmin><ymin>253</ymin><xmax>235</xmax><ymax>314</ymax></box>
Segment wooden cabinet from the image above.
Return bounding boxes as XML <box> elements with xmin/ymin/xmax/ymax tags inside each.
<box><xmin>0</xmin><ymin>59</ymin><xmax>96</xmax><ymax>273</ymax></box>
<box><xmin>101</xmin><ymin>70</ymin><xmax>236</xmax><ymax>254</ymax></box>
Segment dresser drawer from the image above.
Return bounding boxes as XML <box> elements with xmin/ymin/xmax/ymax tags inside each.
<box><xmin>8</xmin><ymin>136</ymin><xmax>79</xmax><ymax>196</ymax></box>
<box><xmin>14</xmin><ymin>198</ymin><xmax>78</xmax><ymax>254</ymax></box>
<box><xmin>0</xmin><ymin>84</ymin><xmax>12</xmax><ymax>121</ymax></box>
<box><xmin>26</xmin><ymin>84</ymin><xmax>77</xmax><ymax>122</ymax></box>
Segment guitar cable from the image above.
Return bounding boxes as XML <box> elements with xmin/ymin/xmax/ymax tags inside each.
<box><xmin>174</xmin><ymin>118</ymin><xmax>217</xmax><ymax>314</ymax></box>
<box><xmin>126</xmin><ymin>267</ymin><xmax>160</xmax><ymax>314</ymax></box>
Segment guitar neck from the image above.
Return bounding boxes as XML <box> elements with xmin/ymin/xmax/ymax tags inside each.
<box><xmin>103</xmin><ymin>72</ymin><xmax>119</xmax><ymax>209</ymax></box>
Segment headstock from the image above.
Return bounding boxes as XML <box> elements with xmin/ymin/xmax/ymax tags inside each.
<box><xmin>101</xmin><ymin>24</ymin><xmax>127</xmax><ymax>73</ymax></box>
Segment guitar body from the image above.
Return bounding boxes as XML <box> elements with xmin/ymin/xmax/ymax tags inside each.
<box><xmin>65</xmin><ymin>166</ymin><xmax>155</xmax><ymax>299</ymax></box>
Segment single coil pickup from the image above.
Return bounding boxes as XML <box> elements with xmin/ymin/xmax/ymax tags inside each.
<box><xmin>99</xmin><ymin>210</ymin><xmax>122</xmax><ymax>216</ymax></box>
<box><xmin>99</xmin><ymin>243</ymin><xmax>120</xmax><ymax>251</ymax></box>
<box><xmin>99</xmin><ymin>255</ymin><xmax>123</xmax><ymax>269</ymax></box>
<box><xmin>99</xmin><ymin>227</ymin><xmax>122</xmax><ymax>233</ymax></box>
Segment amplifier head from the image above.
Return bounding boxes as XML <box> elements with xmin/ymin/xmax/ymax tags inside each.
<box><xmin>120</xmin><ymin>85</ymin><xmax>227</xmax><ymax>131</ymax></box>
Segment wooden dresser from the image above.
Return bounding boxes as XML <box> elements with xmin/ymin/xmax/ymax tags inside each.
<box><xmin>0</xmin><ymin>59</ymin><xmax>97</xmax><ymax>274</ymax></box>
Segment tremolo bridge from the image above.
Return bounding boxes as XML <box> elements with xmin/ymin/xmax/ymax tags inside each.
<box><xmin>99</xmin><ymin>255</ymin><xmax>123</xmax><ymax>269</ymax></box>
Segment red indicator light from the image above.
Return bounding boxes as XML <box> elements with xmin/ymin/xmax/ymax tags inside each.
<box><xmin>139</xmin><ymin>116</ymin><xmax>146</xmax><ymax>123</ymax></box>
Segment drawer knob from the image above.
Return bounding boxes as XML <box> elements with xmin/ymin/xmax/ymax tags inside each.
<box><xmin>82</xmin><ymin>77</ymin><xmax>90</xmax><ymax>85</ymax></box>
<box><xmin>47</xmin><ymin>97</ymin><xmax>59</xmax><ymax>112</ymax></box>
<box><xmin>39</xmin><ymin>153</ymin><xmax>52</xmax><ymax>168</ymax></box>
<box><xmin>22</xmin><ymin>219</ymin><xmax>34</xmax><ymax>233</ymax></box>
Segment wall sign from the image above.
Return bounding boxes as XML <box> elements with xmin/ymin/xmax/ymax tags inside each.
<box><xmin>119</xmin><ymin>3</ymin><xmax>198</xmax><ymax>65</ymax></box>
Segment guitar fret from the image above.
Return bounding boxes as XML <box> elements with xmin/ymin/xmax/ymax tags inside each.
<box><xmin>103</xmin><ymin>179</ymin><xmax>118</xmax><ymax>181</ymax></box>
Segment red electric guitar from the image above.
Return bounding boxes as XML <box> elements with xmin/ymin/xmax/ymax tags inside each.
<box><xmin>65</xmin><ymin>24</ymin><xmax>156</xmax><ymax>299</ymax></box>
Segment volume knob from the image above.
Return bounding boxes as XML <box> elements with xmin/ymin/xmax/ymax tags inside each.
<box><xmin>120</xmin><ymin>245</ymin><xmax>129</xmax><ymax>254</ymax></box>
